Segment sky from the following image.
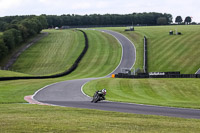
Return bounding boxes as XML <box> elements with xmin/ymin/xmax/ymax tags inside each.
<box><xmin>0</xmin><ymin>0</ymin><xmax>199</xmax><ymax>23</ymax></box>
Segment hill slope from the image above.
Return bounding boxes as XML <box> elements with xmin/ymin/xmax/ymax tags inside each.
<box><xmin>11</xmin><ymin>29</ymin><xmax>85</xmax><ymax>76</ymax></box>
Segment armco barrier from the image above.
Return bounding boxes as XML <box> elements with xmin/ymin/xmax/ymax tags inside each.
<box><xmin>143</xmin><ymin>36</ymin><xmax>148</xmax><ymax>73</ymax></box>
<box><xmin>0</xmin><ymin>30</ymin><xmax>88</xmax><ymax>81</ymax></box>
<box><xmin>115</xmin><ymin>73</ymin><xmax>200</xmax><ymax>79</ymax></box>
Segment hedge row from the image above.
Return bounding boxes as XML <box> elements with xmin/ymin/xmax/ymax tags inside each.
<box><xmin>0</xmin><ymin>30</ymin><xmax>88</xmax><ymax>81</ymax></box>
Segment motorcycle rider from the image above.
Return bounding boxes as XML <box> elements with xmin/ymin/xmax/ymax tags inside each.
<box><xmin>97</xmin><ymin>88</ymin><xmax>106</xmax><ymax>100</ymax></box>
<box><xmin>92</xmin><ymin>88</ymin><xmax>106</xmax><ymax>102</ymax></box>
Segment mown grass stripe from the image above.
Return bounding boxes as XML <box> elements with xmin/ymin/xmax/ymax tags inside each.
<box><xmin>158</xmin><ymin>39</ymin><xmax>191</xmax><ymax>71</ymax></box>
<box><xmin>151</xmin><ymin>37</ymin><xmax>184</xmax><ymax>65</ymax></box>
<box><xmin>158</xmin><ymin>33</ymin><xmax>198</xmax><ymax>72</ymax></box>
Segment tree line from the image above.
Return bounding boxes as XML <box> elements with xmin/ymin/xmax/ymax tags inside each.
<box><xmin>0</xmin><ymin>15</ymin><xmax>48</xmax><ymax>61</ymax></box>
<box><xmin>45</xmin><ymin>12</ymin><xmax>172</xmax><ymax>28</ymax></box>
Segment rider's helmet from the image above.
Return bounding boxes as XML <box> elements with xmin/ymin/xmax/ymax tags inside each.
<box><xmin>102</xmin><ymin>88</ymin><xmax>107</xmax><ymax>95</ymax></box>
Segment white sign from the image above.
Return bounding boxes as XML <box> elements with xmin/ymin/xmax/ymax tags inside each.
<box><xmin>149</xmin><ymin>72</ymin><xmax>165</xmax><ymax>75</ymax></box>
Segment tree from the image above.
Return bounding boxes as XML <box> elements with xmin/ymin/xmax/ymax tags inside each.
<box><xmin>157</xmin><ymin>17</ymin><xmax>168</xmax><ymax>25</ymax></box>
<box><xmin>0</xmin><ymin>37</ymin><xmax>8</xmax><ymax>60</ymax></box>
<box><xmin>175</xmin><ymin>16</ymin><xmax>183</xmax><ymax>24</ymax></box>
<box><xmin>163</xmin><ymin>13</ymin><xmax>173</xmax><ymax>24</ymax></box>
<box><xmin>3</xmin><ymin>28</ymin><xmax>22</xmax><ymax>50</ymax></box>
<box><xmin>11</xmin><ymin>28</ymin><xmax>22</xmax><ymax>45</ymax></box>
<box><xmin>17</xmin><ymin>24</ymin><xmax>28</xmax><ymax>41</ymax></box>
<box><xmin>3</xmin><ymin>29</ymin><xmax>16</xmax><ymax>50</ymax></box>
<box><xmin>184</xmin><ymin>16</ymin><xmax>192</xmax><ymax>25</ymax></box>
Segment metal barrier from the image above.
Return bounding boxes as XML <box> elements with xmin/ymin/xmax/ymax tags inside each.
<box><xmin>143</xmin><ymin>36</ymin><xmax>148</xmax><ymax>73</ymax></box>
<box><xmin>115</xmin><ymin>73</ymin><xmax>200</xmax><ymax>79</ymax></box>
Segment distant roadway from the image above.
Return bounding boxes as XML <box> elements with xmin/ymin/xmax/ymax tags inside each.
<box><xmin>33</xmin><ymin>30</ymin><xmax>200</xmax><ymax>119</ymax></box>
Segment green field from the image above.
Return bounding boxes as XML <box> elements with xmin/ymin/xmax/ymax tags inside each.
<box><xmin>1</xmin><ymin>26</ymin><xmax>200</xmax><ymax>132</ymax></box>
<box><xmin>83</xmin><ymin>78</ymin><xmax>200</xmax><ymax>109</ymax></box>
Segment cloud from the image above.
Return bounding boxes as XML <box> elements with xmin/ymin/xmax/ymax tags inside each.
<box><xmin>0</xmin><ymin>0</ymin><xmax>23</xmax><ymax>9</ymax></box>
<box><xmin>0</xmin><ymin>0</ymin><xmax>199</xmax><ymax>22</ymax></box>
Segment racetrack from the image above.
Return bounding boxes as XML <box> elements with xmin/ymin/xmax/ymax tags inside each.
<box><xmin>33</xmin><ymin>30</ymin><xmax>200</xmax><ymax>119</ymax></box>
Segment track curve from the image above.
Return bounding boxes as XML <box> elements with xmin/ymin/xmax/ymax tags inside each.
<box><xmin>33</xmin><ymin>30</ymin><xmax>200</xmax><ymax>119</ymax></box>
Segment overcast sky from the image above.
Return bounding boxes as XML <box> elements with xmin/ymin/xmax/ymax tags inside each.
<box><xmin>0</xmin><ymin>0</ymin><xmax>199</xmax><ymax>23</ymax></box>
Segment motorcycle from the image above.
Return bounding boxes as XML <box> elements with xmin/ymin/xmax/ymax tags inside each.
<box><xmin>91</xmin><ymin>90</ymin><xmax>106</xmax><ymax>103</ymax></box>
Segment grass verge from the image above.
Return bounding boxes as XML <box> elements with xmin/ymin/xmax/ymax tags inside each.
<box><xmin>0</xmin><ymin>70</ymin><xmax>30</xmax><ymax>77</ymax></box>
<box><xmin>1</xmin><ymin>104</ymin><xmax>200</xmax><ymax>133</ymax></box>
<box><xmin>83</xmin><ymin>78</ymin><xmax>200</xmax><ymax>109</ymax></box>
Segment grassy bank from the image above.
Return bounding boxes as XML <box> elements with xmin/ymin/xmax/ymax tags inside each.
<box><xmin>11</xmin><ymin>29</ymin><xmax>85</xmax><ymax>76</ymax></box>
<box><xmin>83</xmin><ymin>78</ymin><xmax>200</xmax><ymax>109</ymax></box>
<box><xmin>1</xmin><ymin>104</ymin><xmax>200</xmax><ymax>133</ymax></box>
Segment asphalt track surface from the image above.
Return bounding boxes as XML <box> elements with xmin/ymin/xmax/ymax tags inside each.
<box><xmin>196</xmin><ymin>68</ymin><xmax>200</xmax><ymax>74</ymax></box>
<box><xmin>33</xmin><ymin>30</ymin><xmax>200</xmax><ymax>119</ymax></box>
